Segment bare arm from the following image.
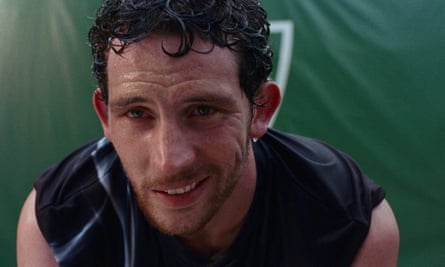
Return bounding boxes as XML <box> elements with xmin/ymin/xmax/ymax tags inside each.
<box><xmin>17</xmin><ymin>189</ymin><xmax>58</xmax><ymax>267</ymax></box>
<box><xmin>351</xmin><ymin>199</ymin><xmax>400</xmax><ymax>267</ymax></box>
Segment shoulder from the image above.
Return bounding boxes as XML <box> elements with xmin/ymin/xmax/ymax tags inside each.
<box><xmin>35</xmin><ymin>138</ymin><xmax>117</xmax><ymax>209</ymax></box>
<box><xmin>259</xmin><ymin>128</ymin><xmax>367</xmax><ymax>176</ymax></box>
<box><xmin>17</xmin><ymin>190</ymin><xmax>58</xmax><ymax>267</ymax></box>
<box><xmin>258</xmin><ymin>128</ymin><xmax>385</xmax><ymax>208</ymax></box>
<box><xmin>351</xmin><ymin>199</ymin><xmax>400</xmax><ymax>266</ymax></box>
<box><xmin>31</xmin><ymin>138</ymin><xmax>134</xmax><ymax>265</ymax></box>
<box><xmin>33</xmin><ymin>138</ymin><xmax>123</xmax><ymax>246</ymax></box>
<box><xmin>255</xmin><ymin>129</ymin><xmax>388</xmax><ymax>265</ymax></box>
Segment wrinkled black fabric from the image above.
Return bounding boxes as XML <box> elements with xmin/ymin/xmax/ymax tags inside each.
<box><xmin>35</xmin><ymin>128</ymin><xmax>384</xmax><ymax>267</ymax></box>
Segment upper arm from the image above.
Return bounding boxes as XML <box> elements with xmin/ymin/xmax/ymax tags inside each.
<box><xmin>351</xmin><ymin>199</ymin><xmax>400</xmax><ymax>267</ymax></box>
<box><xmin>17</xmin><ymin>189</ymin><xmax>58</xmax><ymax>267</ymax></box>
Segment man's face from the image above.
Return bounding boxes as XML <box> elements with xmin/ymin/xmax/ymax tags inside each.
<box><xmin>99</xmin><ymin>34</ymin><xmax>259</xmax><ymax>236</ymax></box>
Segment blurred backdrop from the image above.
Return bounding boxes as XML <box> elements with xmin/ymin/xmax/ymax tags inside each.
<box><xmin>1</xmin><ymin>0</ymin><xmax>444</xmax><ymax>266</ymax></box>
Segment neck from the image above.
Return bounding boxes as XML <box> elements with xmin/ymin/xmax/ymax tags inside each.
<box><xmin>178</xmin><ymin>218</ymin><xmax>245</xmax><ymax>256</ymax></box>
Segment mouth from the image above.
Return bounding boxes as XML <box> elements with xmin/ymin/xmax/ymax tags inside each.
<box><xmin>152</xmin><ymin>178</ymin><xmax>209</xmax><ymax>208</ymax></box>
<box><xmin>163</xmin><ymin>181</ymin><xmax>199</xmax><ymax>195</ymax></box>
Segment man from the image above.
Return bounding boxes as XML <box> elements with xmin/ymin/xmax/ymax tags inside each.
<box><xmin>17</xmin><ymin>0</ymin><xmax>399</xmax><ymax>266</ymax></box>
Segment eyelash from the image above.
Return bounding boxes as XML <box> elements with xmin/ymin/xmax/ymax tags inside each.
<box><xmin>127</xmin><ymin>109</ymin><xmax>146</xmax><ymax>119</ymax></box>
<box><xmin>124</xmin><ymin>105</ymin><xmax>218</xmax><ymax>121</ymax></box>
<box><xmin>193</xmin><ymin>105</ymin><xmax>215</xmax><ymax>116</ymax></box>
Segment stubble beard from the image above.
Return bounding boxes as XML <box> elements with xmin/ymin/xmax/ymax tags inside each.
<box><xmin>126</xmin><ymin>140</ymin><xmax>251</xmax><ymax>237</ymax></box>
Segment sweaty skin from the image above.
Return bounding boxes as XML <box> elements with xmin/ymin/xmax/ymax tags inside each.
<box><xmin>94</xmin><ymin>33</ymin><xmax>279</xmax><ymax>255</ymax></box>
<box><xmin>17</xmin><ymin>33</ymin><xmax>398</xmax><ymax>267</ymax></box>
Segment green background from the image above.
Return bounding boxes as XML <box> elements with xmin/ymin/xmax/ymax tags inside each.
<box><xmin>1</xmin><ymin>0</ymin><xmax>444</xmax><ymax>266</ymax></box>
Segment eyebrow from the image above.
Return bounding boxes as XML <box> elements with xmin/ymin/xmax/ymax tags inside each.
<box><xmin>108</xmin><ymin>92</ymin><xmax>238</xmax><ymax>111</ymax></box>
<box><xmin>182</xmin><ymin>94</ymin><xmax>237</xmax><ymax>107</ymax></box>
<box><xmin>109</xmin><ymin>96</ymin><xmax>152</xmax><ymax>110</ymax></box>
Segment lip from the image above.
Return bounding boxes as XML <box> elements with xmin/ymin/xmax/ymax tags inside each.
<box><xmin>163</xmin><ymin>181</ymin><xmax>199</xmax><ymax>195</ymax></box>
<box><xmin>152</xmin><ymin>177</ymin><xmax>209</xmax><ymax>209</ymax></box>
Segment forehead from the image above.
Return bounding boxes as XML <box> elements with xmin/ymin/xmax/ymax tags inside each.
<box><xmin>106</xmin><ymin>34</ymin><xmax>239</xmax><ymax>82</ymax></box>
<box><xmin>105</xmin><ymin>33</ymin><xmax>246</xmax><ymax>108</ymax></box>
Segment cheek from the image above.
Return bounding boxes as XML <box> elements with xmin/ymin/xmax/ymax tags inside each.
<box><xmin>209</xmin><ymin>129</ymin><xmax>250</xmax><ymax>164</ymax></box>
<box><xmin>111</xmin><ymin>136</ymin><xmax>149</xmax><ymax>175</ymax></box>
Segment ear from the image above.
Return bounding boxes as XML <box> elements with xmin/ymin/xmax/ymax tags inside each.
<box><xmin>93</xmin><ymin>88</ymin><xmax>111</xmax><ymax>140</ymax></box>
<box><xmin>249</xmin><ymin>81</ymin><xmax>281</xmax><ymax>139</ymax></box>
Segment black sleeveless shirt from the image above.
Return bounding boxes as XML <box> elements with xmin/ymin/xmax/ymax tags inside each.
<box><xmin>35</xmin><ymin>129</ymin><xmax>384</xmax><ymax>266</ymax></box>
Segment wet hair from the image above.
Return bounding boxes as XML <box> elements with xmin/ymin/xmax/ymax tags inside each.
<box><xmin>88</xmin><ymin>0</ymin><xmax>272</xmax><ymax>105</ymax></box>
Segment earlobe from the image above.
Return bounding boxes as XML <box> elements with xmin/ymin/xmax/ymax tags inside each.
<box><xmin>249</xmin><ymin>81</ymin><xmax>281</xmax><ymax>139</ymax></box>
<box><xmin>93</xmin><ymin>88</ymin><xmax>111</xmax><ymax>139</ymax></box>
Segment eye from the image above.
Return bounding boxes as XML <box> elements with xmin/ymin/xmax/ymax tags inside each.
<box><xmin>127</xmin><ymin>109</ymin><xmax>146</xmax><ymax>119</ymax></box>
<box><xmin>194</xmin><ymin>105</ymin><xmax>215</xmax><ymax>116</ymax></box>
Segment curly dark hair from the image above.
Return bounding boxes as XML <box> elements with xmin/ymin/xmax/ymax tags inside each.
<box><xmin>88</xmin><ymin>0</ymin><xmax>272</xmax><ymax>105</ymax></box>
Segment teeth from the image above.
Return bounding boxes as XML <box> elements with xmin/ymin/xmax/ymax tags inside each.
<box><xmin>164</xmin><ymin>182</ymin><xmax>197</xmax><ymax>195</ymax></box>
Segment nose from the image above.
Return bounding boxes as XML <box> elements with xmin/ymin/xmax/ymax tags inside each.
<box><xmin>151</xmin><ymin>118</ymin><xmax>196</xmax><ymax>177</ymax></box>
